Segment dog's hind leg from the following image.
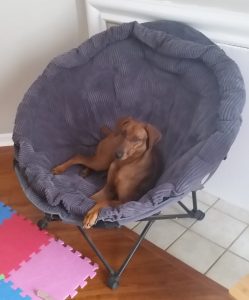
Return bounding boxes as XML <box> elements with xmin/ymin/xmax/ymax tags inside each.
<box><xmin>52</xmin><ymin>153</ymin><xmax>111</xmax><ymax>175</ymax></box>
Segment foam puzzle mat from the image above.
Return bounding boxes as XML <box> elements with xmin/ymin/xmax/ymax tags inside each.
<box><xmin>0</xmin><ymin>201</ymin><xmax>98</xmax><ymax>300</ymax></box>
<box><xmin>0</xmin><ymin>279</ymin><xmax>31</xmax><ymax>300</ymax></box>
<box><xmin>0</xmin><ymin>202</ymin><xmax>14</xmax><ymax>224</ymax></box>
<box><xmin>0</xmin><ymin>214</ymin><xmax>51</xmax><ymax>276</ymax></box>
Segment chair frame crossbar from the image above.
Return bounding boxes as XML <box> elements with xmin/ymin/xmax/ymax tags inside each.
<box><xmin>37</xmin><ymin>191</ymin><xmax>205</xmax><ymax>289</ymax></box>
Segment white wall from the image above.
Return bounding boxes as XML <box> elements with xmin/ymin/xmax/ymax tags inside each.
<box><xmin>0</xmin><ymin>0</ymin><xmax>88</xmax><ymax>133</ymax></box>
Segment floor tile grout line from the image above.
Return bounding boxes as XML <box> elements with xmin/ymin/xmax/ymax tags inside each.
<box><xmin>210</xmin><ymin>204</ymin><xmax>248</xmax><ymax>227</ymax></box>
<box><xmin>130</xmin><ymin>195</ymin><xmax>249</xmax><ymax>281</ymax></box>
<box><xmin>164</xmin><ymin>222</ymin><xmax>249</xmax><ymax>275</ymax></box>
<box><xmin>164</xmin><ymin>226</ymin><xmax>189</xmax><ymax>251</ymax></box>
<box><xmin>169</xmin><ymin>227</ymin><xmax>228</xmax><ymax>250</ymax></box>
<box><xmin>163</xmin><ymin>198</ymin><xmax>219</xmax><ymax>250</ymax></box>
<box><xmin>204</xmin><ymin>247</ymin><xmax>228</xmax><ymax>275</ymax></box>
<box><xmin>201</xmin><ymin>197</ymin><xmax>235</xmax><ymax>274</ymax></box>
<box><xmin>226</xmin><ymin>224</ymin><xmax>249</xmax><ymax>256</ymax></box>
<box><xmin>149</xmin><ymin>219</ymin><xmax>249</xmax><ymax>266</ymax></box>
<box><xmin>187</xmin><ymin>198</ymin><xmax>248</xmax><ymax>247</ymax></box>
<box><xmin>130</xmin><ymin>222</ymin><xmax>140</xmax><ymax>230</ymax></box>
<box><xmin>132</xmin><ymin>197</ymin><xmax>249</xmax><ymax>256</ymax></box>
<box><xmin>126</xmin><ymin>223</ymin><xmax>140</xmax><ymax>232</ymax></box>
<box><xmin>171</xmin><ymin>216</ymin><xmax>242</xmax><ymax>252</ymax></box>
<box><xmin>200</xmin><ymin>196</ymin><xmax>220</xmax><ymax>209</ymax></box>
<box><xmin>204</xmin><ymin>244</ymin><xmax>249</xmax><ymax>276</ymax></box>
<box><xmin>162</xmin><ymin>196</ymin><xmax>215</xmax><ymax>249</ymax></box>
<box><xmin>164</xmin><ymin>225</ymin><xmax>249</xmax><ymax>276</ymax></box>
<box><xmin>188</xmin><ymin>223</ymin><xmax>247</xmax><ymax>250</ymax></box>
<box><xmin>162</xmin><ymin>223</ymin><xmax>249</xmax><ymax>275</ymax></box>
<box><xmin>211</xmin><ymin>206</ymin><xmax>249</xmax><ymax>225</ymax></box>
<box><xmin>131</xmin><ymin>220</ymin><xmax>189</xmax><ymax>252</ymax></box>
<box><xmin>201</xmin><ymin>193</ymin><xmax>249</xmax><ymax>225</ymax></box>
<box><xmin>228</xmin><ymin>249</ymin><xmax>249</xmax><ymax>263</ymax></box>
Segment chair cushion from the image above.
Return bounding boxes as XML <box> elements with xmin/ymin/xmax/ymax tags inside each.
<box><xmin>13</xmin><ymin>21</ymin><xmax>245</xmax><ymax>224</ymax></box>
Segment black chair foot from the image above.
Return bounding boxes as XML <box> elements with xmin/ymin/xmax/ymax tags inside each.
<box><xmin>37</xmin><ymin>218</ymin><xmax>48</xmax><ymax>230</ymax></box>
<box><xmin>107</xmin><ymin>275</ymin><xmax>119</xmax><ymax>289</ymax></box>
<box><xmin>37</xmin><ymin>214</ymin><xmax>61</xmax><ymax>230</ymax></box>
<box><xmin>191</xmin><ymin>210</ymin><xmax>205</xmax><ymax>220</ymax></box>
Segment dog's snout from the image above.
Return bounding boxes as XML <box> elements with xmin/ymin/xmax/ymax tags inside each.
<box><xmin>115</xmin><ymin>150</ymin><xmax>123</xmax><ymax>159</ymax></box>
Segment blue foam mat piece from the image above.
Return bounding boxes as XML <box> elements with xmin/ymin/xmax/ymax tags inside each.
<box><xmin>0</xmin><ymin>280</ymin><xmax>31</xmax><ymax>300</ymax></box>
<box><xmin>0</xmin><ymin>202</ymin><xmax>15</xmax><ymax>225</ymax></box>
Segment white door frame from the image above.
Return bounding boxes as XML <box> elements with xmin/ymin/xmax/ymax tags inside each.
<box><xmin>85</xmin><ymin>0</ymin><xmax>249</xmax><ymax>48</ymax></box>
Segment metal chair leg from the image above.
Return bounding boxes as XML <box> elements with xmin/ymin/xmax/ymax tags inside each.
<box><xmin>177</xmin><ymin>191</ymin><xmax>205</xmax><ymax>220</ymax></box>
<box><xmin>78</xmin><ymin>221</ymin><xmax>154</xmax><ymax>289</ymax></box>
<box><xmin>36</xmin><ymin>190</ymin><xmax>205</xmax><ymax>289</ymax></box>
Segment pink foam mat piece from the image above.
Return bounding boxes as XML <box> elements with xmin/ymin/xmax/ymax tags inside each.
<box><xmin>0</xmin><ymin>214</ymin><xmax>51</xmax><ymax>276</ymax></box>
<box><xmin>8</xmin><ymin>239</ymin><xmax>98</xmax><ymax>300</ymax></box>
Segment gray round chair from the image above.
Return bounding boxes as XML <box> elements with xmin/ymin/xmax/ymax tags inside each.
<box><xmin>13</xmin><ymin>21</ymin><xmax>245</xmax><ymax>288</ymax></box>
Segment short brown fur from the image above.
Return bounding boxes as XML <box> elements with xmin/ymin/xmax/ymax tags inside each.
<box><xmin>52</xmin><ymin>117</ymin><xmax>162</xmax><ymax>228</ymax></box>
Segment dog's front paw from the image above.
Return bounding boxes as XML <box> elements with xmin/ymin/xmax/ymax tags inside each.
<box><xmin>52</xmin><ymin>165</ymin><xmax>65</xmax><ymax>175</ymax></box>
<box><xmin>83</xmin><ymin>206</ymin><xmax>100</xmax><ymax>229</ymax></box>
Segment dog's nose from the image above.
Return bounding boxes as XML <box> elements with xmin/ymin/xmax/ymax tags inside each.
<box><xmin>115</xmin><ymin>151</ymin><xmax>123</xmax><ymax>159</ymax></box>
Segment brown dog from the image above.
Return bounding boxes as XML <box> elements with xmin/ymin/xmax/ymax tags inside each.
<box><xmin>52</xmin><ymin>117</ymin><xmax>162</xmax><ymax>228</ymax></box>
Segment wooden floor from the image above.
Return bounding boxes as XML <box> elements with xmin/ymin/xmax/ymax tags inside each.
<box><xmin>0</xmin><ymin>147</ymin><xmax>232</xmax><ymax>300</ymax></box>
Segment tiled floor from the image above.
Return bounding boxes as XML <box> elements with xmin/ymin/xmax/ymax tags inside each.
<box><xmin>126</xmin><ymin>190</ymin><xmax>249</xmax><ymax>289</ymax></box>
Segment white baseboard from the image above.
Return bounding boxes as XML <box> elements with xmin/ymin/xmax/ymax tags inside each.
<box><xmin>0</xmin><ymin>133</ymin><xmax>13</xmax><ymax>147</ymax></box>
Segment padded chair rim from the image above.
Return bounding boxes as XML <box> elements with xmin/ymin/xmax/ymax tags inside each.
<box><xmin>13</xmin><ymin>21</ymin><xmax>245</xmax><ymax>224</ymax></box>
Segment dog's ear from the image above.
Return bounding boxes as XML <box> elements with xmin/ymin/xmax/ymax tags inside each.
<box><xmin>116</xmin><ymin>117</ymin><xmax>132</xmax><ymax>132</ymax></box>
<box><xmin>145</xmin><ymin>124</ymin><xmax>162</xmax><ymax>149</ymax></box>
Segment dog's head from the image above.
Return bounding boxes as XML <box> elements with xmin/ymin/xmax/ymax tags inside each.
<box><xmin>114</xmin><ymin>117</ymin><xmax>161</xmax><ymax>160</ymax></box>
